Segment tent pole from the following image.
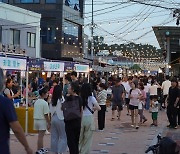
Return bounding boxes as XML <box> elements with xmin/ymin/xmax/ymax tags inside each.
<box><xmin>25</xmin><ymin>65</ymin><xmax>29</xmax><ymax>134</ymax></box>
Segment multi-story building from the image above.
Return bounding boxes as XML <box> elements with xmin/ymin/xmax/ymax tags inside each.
<box><xmin>5</xmin><ymin>0</ymin><xmax>85</xmax><ymax>59</ymax></box>
<box><xmin>0</xmin><ymin>2</ymin><xmax>41</xmax><ymax>58</ymax></box>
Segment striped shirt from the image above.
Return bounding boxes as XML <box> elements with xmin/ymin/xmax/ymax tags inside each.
<box><xmin>97</xmin><ymin>90</ymin><xmax>107</xmax><ymax>105</ymax></box>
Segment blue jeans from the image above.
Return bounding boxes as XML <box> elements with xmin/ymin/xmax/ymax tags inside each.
<box><xmin>145</xmin><ymin>92</ymin><xmax>150</xmax><ymax>110</ymax></box>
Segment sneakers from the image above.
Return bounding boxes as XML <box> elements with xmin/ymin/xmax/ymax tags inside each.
<box><xmin>143</xmin><ymin>119</ymin><xmax>147</xmax><ymax>124</ymax></box>
<box><xmin>135</xmin><ymin>126</ymin><xmax>139</xmax><ymax>129</ymax></box>
<box><xmin>36</xmin><ymin>148</ymin><xmax>48</xmax><ymax>154</ymax></box>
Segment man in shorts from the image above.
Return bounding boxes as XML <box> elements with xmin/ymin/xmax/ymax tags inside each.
<box><xmin>111</xmin><ymin>78</ymin><xmax>125</xmax><ymax>120</ymax></box>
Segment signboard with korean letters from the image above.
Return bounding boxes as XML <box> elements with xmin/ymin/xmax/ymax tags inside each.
<box><xmin>0</xmin><ymin>57</ymin><xmax>26</xmax><ymax>71</ymax></box>
<box><xmin>44</xmin><ymin>61</ymin><xmax>64</xmax><ymax>72</ymax></box>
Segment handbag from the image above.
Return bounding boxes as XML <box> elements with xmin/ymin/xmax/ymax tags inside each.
<box><xmin>62</xmin><ymin>96</ymin><xmax>81</xmax><ymax>121</ymax></box>
<box><xmin>85</xmin><ymin>104</ymin><xmax>94</xmax><ymax>114</ymax></box>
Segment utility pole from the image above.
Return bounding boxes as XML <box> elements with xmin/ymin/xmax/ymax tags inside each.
<box><xmin>91</xmin><ymin>0</ymin><xmax>94</xmax><ymax>61</ymax></box>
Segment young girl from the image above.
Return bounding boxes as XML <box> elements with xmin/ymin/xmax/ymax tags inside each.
<box><xmin>79</xmin><ymin>83</ymin><xmax>101</xmax><ymax>154</ymax></box>
<box><xmin>129</xmin><ymin>82</ymin><xmax>142</xmax><ymax>129</ymax></box>
<box><xmin>33</xmin><ymin>87</ymin><xmax>50</xmax><ymax>154</ymax></box>
<box><xmin>138</xmin><ymin>82</ymin><xmax>147</xmax><ymax>124</ymax></box>
<box><xmin>150</xmin><ymin>96</ymin><xmax>159</xmax><ymax>126</ymax></box>
<box><xmin>50</xmin><ymin>85</ymin><xmax>67</xmax><ymax>154</ymax></box>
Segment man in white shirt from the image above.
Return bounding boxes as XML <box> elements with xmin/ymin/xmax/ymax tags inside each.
<box><xmin>122</xmin><ymin>76</ymin><xmax>132</xmax><ymax>115</ymax></box>
<box><xmin>161</xmin><ymin>75</ymin><xmax>171</xmax><ymax>109</ymax></box>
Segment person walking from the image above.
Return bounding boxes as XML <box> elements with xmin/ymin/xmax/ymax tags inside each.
<box><xmin>33</xmin><ymin>87</ymin><xmax>51</xmax><ymax>154</ymax></box>
<box><xmin>129</xmin><ymin>82</ymin><xmax>142</xmax><ymax>129</ymax></box>
<box><xmin>63</xmin><ymin>82</ymin><xmax>82</xmax><ymax>154</ymax></box>
<box><xmin>97</xmin><ymin>83</ymin><xmax>107</xmax><ymax>131</ymax></box>
<box><xmin>79</xmin><ymin>83</ymin><xmax>101</xmax><ymax>154</ymax></box>
<box><xmin>138</xmin><ymin>82</ymin><xmax>147</xmax><ymax>124</ymax></box>
<box><xmin>166</xmin><ymin>78</ymin><xmax>180</xmax><ymax>129</ymax></box>
<box><xmin>50</xmin><ymin>85</ymin><xmax>67</xmax><ymax>154</ymax></box>
<box><xmin>0</xmin><ymin>68</ymin><xmax>33</xmax><ymax>154</ymax></box>
<box><xmin>144</xmin><ymin>79</ymin><xmax>151</xmax><ymax>110</ymax></box>
<box><xmin>161</xmin><ymin>75</ymin><xmax>171</xmax><ymax>109</ymax></box>
<box><xmin>122</xmin><ymin>77</ymin><xmax>132</xmax><ymax>115</ymax></box>
<box><xmin>111</xmin><ymin>78</ymin><xmax>125</xmax><ymax>121</ymax></box>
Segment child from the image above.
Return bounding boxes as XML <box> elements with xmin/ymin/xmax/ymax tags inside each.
<box><xmin>33</xmin><ymin>87</ymin><xmax>50</xmax><ymax>154</ymax></box>
<box><xmin>150</xmin><ymin>96</ymin><xmax>159</xmax><ymax>126</ymax></box>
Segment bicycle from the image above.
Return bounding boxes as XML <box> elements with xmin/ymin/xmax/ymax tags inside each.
<box><xmin>145</xmin><ymin>134</ymin><xmax>161</xmax><ymax>154</ymax></box>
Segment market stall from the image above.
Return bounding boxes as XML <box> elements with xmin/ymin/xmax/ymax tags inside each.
<box><xmin>0</xmin><ymin>55</ymin><xmax>32</xmax><ymax>133</ymax></box>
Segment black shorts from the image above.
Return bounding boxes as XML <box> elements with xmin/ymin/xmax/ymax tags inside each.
<box><xmin>129</xmin><ymin>104</ymin><xmax>138</xmax><ymax>110</ymax></box>
<box><xmin>112</xmin><ymin>103</ymin><xmax>123</xmax><ymax>111</ymax></box>
<box><xmin>150</xmin><ymin>95</ymin><xmax>157</xmax><ymax>100</ymax></box>
<box><xmin>125</xmin><ymin>98</ymin><xmax>130</xmax><ymax>105</ymax></box>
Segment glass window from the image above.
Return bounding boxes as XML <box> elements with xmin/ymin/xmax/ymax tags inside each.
<box><xmin>0</xmin><ymin>0</ymin><xmax>9</xmax><ymax>2</ymax></box>
<box><xmin>63</xmin><ymin>21</ymin><xmax>79</xmax><ymax>46</ymax></box>
<box><xmin>41</xmin><ymin>27</ymin><xmax>55</xmax><ymax>44</ymax></box>
<box><xmin>27</xmin><ymin>32</ymin><xmax>36</xmax><ymax>48</ymax></box>
<box><xmin>10</xmin><ymin>29</ymin><xmax>20</xmax><ymax>46</ymax></box>
<box><xmin>45</xmin><ymin>0</ymin><xmax>56</xmax><ymax>3</ymax></box>
<box><xmin>65</xmin><ymin>0</ymin><xmax>80</xmax><ymax>11</ymax></box>
<box><xmin>14</xmin><ymin>0</ymin><xmax>39</xmax><ymax>3</ymax></box>
<box><xmin>0</xmin><ymin>27</ymin><xmax>2</xmax><ymax>44</ymax></box>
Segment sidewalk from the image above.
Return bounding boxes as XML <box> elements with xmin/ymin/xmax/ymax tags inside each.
<box><xmin>10</xmin><ymin>107</ymin><xmax>170</xmax><ymax>154</ymax></box>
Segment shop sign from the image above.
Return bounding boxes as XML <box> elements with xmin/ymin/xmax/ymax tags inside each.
<box><xmin>29</xmin><ymin>60</ymin><xmax>44</xmax><ymax>71</ymax></box>
<box><xmin>44</xmin><ymin>62</ymin><xmax>64</xmax><ymax>72</ymax></box>
<box><xmin>64</xmin><ymin>62</ymin><xmax>74</xmax><ymax>72</ymax></box>
<box><xmin>74</xmin><ymin>64</ymin><xmax>89</xmax><ymax>72</ymax></box>
<box><xmin>0</xmin><ymin>57</ymin><xmax>26</xmax><ymax>71</ymax></box>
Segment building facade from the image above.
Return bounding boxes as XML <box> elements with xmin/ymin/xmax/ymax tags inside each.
<box><xmin>0</xmin><ymin>2</ymin><xmax>41</xmax><ymax>58</ymax></box>
<box><xmin>4</xmin><ymin>0</ymin><xmax>85</xmax><ymax>59</ymax></box>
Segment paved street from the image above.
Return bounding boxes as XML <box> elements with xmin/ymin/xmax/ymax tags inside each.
<box><xmin>10</xmin><ymin>106</ymin><xmax>177</xmax><ymax>154</ymax></box>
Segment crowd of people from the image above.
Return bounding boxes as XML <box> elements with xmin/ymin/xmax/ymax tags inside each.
<box><xmin>0</xmin><ymin>66</ymin><xmax>180</xmax><ymax>154</ymax></box>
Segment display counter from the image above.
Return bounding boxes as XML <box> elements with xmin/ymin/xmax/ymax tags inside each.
<box><xmin>15</xmin><ymin>107</ymin><xmax>37</xmax><ymax>134</ymax></box>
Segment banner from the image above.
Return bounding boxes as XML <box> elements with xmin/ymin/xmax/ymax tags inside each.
<box><xmin>74</xmin><ymin>64</ymin><xmax>89</xmax><ymax>72</ymax></box>
<box><xmin>0</xmin><ymin>57</ymin><xmax>26</xmax><ymax>71</ymax></box>
<box><xmin>64</xmin><ymin>62</ymin><xmax>74</xmax><ymax>72</ymax></box>
<box><xmin>44</xmin><ymin>61</ymin><xmax>64</xmax><ymax>72</ymax></box>
<box><xmin>29</xmin><ymin>59</ymin><xmax>44</xmax><ymax>71</ymax></box>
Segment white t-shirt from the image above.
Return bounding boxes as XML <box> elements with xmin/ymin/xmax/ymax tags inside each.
<box><xmin>122</xmin><ymin>81</ymin><xmax>131</xmax><ymax>98</ymax></box>
<box><xmin>129</xmin><ymin>88</ymin><xmax>141</xmax><ymax>106</ymax></box>
<box><xmin>162</xmin><ymin>80</ymin><xmax>171</xmax><ymax>95</ymax></box>
<box><xmin>149</xmin><ymin>85</ymin><xmax>158</xmax><ymax>96</ymax></box>
<box><xmin>144</xmin><ymin>83</ymin><xmax>151</xmax><ymax>93</ymax></box>
<box><xmin>83</xmin><ymin>96</ymin><xmax>98</xmax><ymax>116</ymax></box>
<box><xmin>34</xmin><ymin>99</ymin><xmax>49</xmax><ymax>120</ymax></box>
<box><xmin>50</xmin><ymin>97</ymin><xmax>65</xmax><ymax>120</ymax></box>
<box><xmin>151</xmin><ymin>101</ymin><xmax>158</xmax><ymax>112</ymax></box>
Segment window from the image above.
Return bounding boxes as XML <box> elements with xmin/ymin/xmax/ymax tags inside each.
<box><xmin>65</xmin><ymin>0</ymin><xmax>80</xmax><ymax>11</ymax></box>
<box><xmin>14</xmin><ymin>0</ymin><xmax>39</xmax><ymax>3</ymax></box>
<box><xmin>0</xmin><ymin>27</ymin><xmax>2</xmax><ymax>44</ymax></box>
<box><xmin>45</xmin><ymin>0</ymin><xmax>56</xmax><ymax>3</ymax></box>
<box><xmin>10</xmin><ymin>29</ymin><xmax>20</xmax><ymax>46</ymax></box>
<box><xmin>0</xmin><ymin>0</ymin><xmax>9</xmax><ymax>2</ymax></box>
<box><xmin>63</xmin><ymin>21</ymin><xmax>79</xmax><ymax>46</ymax></box>
<box><xmin>41</xmin><ymin>27</ymin><xmax>55</xmax><ymax>44</ymax></box>
<box><xmin>27</xmin><ymin>32</ymin><xmax>36</xmax><ymax>48</ymax></box>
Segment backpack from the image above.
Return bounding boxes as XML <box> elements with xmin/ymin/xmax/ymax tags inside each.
<box><xmin>62</xmin><ymin>96</ymin><xmax>81</xmax><ymax>121</ymax></box>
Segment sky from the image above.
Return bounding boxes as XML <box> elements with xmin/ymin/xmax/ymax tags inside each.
<box><xmin>84</xmin><ymin>0</ymin><xmax>180</xmax><ymax>49</ymax></box>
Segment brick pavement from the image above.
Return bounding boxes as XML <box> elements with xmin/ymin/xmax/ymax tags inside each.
<box><xmin>10</xmin><ymin>107</ymin><xmax>170</xmax><ymax>154</ymax></box>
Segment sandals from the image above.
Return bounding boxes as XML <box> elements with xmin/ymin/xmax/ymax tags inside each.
<box><xmin>111</xmin><ymin>118</ymin><xmax>115</xmax><ymax>121</ymax></box>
